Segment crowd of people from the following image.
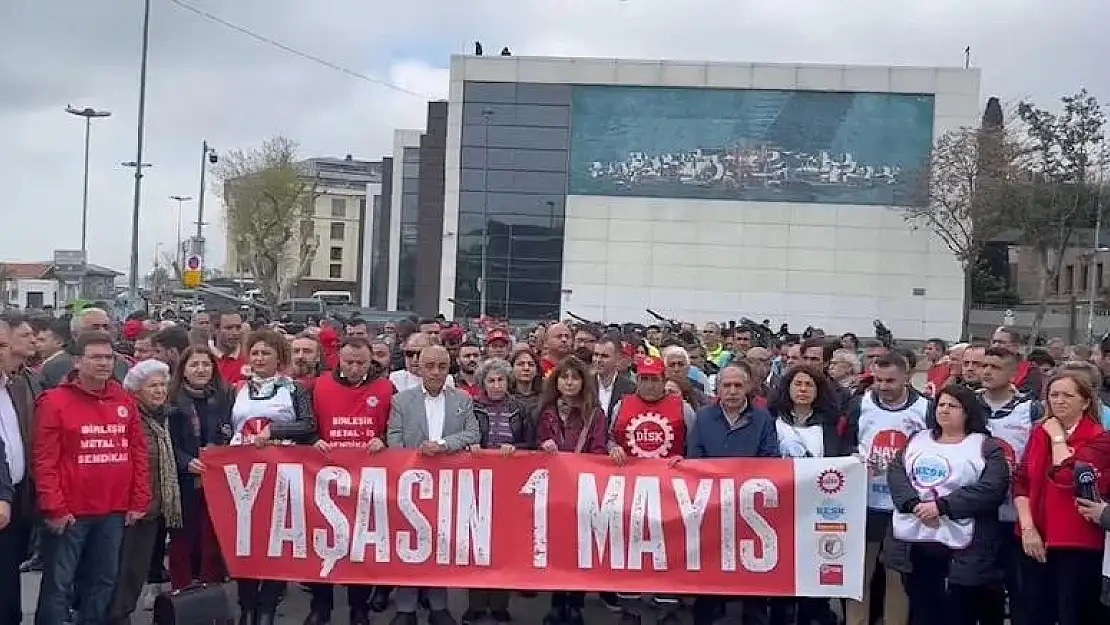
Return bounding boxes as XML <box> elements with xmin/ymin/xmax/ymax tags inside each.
<box><xmin>0</xmin><ymin>306</ymin><xmax>1109</xmax><ymax>625</ymax></box>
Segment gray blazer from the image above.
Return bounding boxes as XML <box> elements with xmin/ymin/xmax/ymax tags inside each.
<box><xmin>386</xmin><ymin>386</ymin><xmax>480</xmax><ymax>452</ymax></box>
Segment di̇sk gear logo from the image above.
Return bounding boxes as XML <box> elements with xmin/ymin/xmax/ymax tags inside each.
<box><xmin>817</xmin><ymin>469</ymin><xmax>846</xmax><ymax>495</ymax></box>
<box><xmin>366</xmin><ymin>396</ymin><xmax>380</xmax><ymax>408</ymax></box>
<box><xmin>625</xmin><ymin>412</ymin><xmax>674</xmax><ymax>458</ymax></box>
<box><xmin>116</xmin><ymin>406</ymin><xmax>129</xmax><ymax>419</ymax></box>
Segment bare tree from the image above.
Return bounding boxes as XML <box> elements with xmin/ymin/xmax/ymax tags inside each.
<box><xmin>1013</xmin><ymin>89</ymin><xmax>1106</xmax><ymax>340</ymax></box>
<box><xmin>902</xmin><ymin>98</ymin><xmax>1024</xmax><ymax>340</ymax></box>
<box><xmin>215</xmin><ymin>137</ymin><xmax>319</xmax><ymax>305</ymax></box>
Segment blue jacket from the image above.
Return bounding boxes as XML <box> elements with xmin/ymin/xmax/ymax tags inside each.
<box><xmin>688</xmin><ymin>403</ymin><xmax>780</xmax><ymax>459</ymax></box>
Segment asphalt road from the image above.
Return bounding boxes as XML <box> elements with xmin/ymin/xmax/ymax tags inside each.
<box><xmin>21</xmin><ymin>574</ymin><xmax>740</xmax><ymax>623</ymax></box>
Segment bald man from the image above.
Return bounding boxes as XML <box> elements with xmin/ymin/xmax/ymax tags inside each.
<box><xmin>386</xmin><ymin>345</ymin><xmax>478</xmax><ymax>624</ymax></box>
<box><xmin>540</xmin><ymin>322</ymin><xmax>572</xmax><ymax>376</ymax></box>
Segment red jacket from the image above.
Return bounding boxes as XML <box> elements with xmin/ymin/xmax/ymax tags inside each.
<box><xmin>1013</xmin><ymin>416</ymin><xmax>1108</xmax><ymax>550</ymax></box>
<box><xmin>32</xmin><ymin>376</ymin><xmax>151</xmax><ymax>520</ymax></box>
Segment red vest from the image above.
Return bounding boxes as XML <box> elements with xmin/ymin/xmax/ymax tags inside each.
<box><xmin>312</xmin><ymin>374</ymin><xmax>393</xmax><ymax>448</ymax></box>
<box><xmin>216</xmin><ymin>353</ymin><xmax>249</xmax><ymax>385</ymax></box>
<box><xmin>612</xmin><ymin>393</ymin><xmax>686</xmax><ymax>459</ymax></box>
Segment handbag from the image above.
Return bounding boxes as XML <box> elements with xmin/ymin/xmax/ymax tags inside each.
<box><xmin>153</xmin><ymin>582</ymin><xmax>235</xmax><ymax>625</ymax></box>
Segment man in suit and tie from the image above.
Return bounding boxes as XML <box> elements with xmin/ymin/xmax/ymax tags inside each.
<box><xmin>386</xmin><ymin>345</ymin><xmax>479</xmax><ymax>625</ymax></box>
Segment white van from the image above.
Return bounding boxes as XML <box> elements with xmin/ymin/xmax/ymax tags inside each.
<box><xmin>311</xmin><ymin>290</ymin><xmax>353</xmax><ymax>306</ymax></box>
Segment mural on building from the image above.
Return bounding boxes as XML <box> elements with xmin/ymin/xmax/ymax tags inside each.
<box><xmin>568</xmin><ymin>85</ymin><xmax>935</xmax><ymax>206</ymax></box>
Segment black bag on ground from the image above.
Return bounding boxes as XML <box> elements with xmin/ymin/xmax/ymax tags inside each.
<box><xmin>153</xmin><ymin>582</ymin><xmax>235</xmax><ymax>625</ymax></box>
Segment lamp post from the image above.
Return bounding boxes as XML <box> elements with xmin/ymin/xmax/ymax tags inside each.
<box><xmin>195</xmin><ymin>141</ymin><xmax>217</xmax><ymax>253</ymax></box>
<box><xmin>169</xmin><ymin>195</ymin><xmax>192</xmax><ymax>273</ymax></box>
<box><xmin>128</xmin><ymin>0</ymin><xmax>153</xmax><ymax>309</ymax></box>
<box><xmin>479</xmin><ymin>108</ymin><xmax>493</xmax><ymax>318</ymax></box>
<box><xmin>1088</xmin><ymin>193</ymin><xmax>1108</xmax><ymax>343</ymax></box>
<box><xmin>65</xmin><ymin>105</ymin><xmax>111</xmax><ymax>257</ymax></box>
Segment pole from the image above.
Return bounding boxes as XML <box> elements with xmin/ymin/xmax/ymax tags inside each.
<box><xmin>80</xmin><ymin>117</ymin><xmax>91</xmax><ymax>255</ymax></box>
<box><xmin>479</xmin><ymin>109</ymin><xmax>493</xmax><ymax>318</ymax></box>
<box><xmin>1089</xmin><ymin>201</ymin><xmax>1103</xmax><ymax>342</ymax></box>
<box><xmin>128</xmin><ymin>0</ymin><xmax>152</xmax><ymax>310</ymax></box>
<box><xmin>503</xmin><ymin>224</ymin><xmax>512</xmax><ymax>320</ymax></box>
<box><xmin>196</xmin><ymin>140</ymin><xmax>208</xmax><ymax>243</ymax></box>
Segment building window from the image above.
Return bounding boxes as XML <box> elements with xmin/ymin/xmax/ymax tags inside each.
<box><xmin>1081</xmin><ymin>264</ymin><xmax>1090</xmax><ymax>291</ymax></box>
<box><xmin>1065</xmin><ymin>265</ymin><xmax>1075</xmax><ymax>293</ymax></box>
<box><xmin>1098</xmin><ymin>263</ymin><xmax>1105</xmax><ymax>291</ymax></box>
<box><xmin>329</xmin><ymin>264</ymin><xmax>343</xmax><ymax>279</ymax></box>
<box><xmin>331</xmin><ymin>198</ymin><xmax>346</xmax><ymax>217</ymax></box>
<box><xmin>330</xmin><ymin>222</ymin><xmax>345</xmax><ymax>240</ymax></box>
<box><xmin>330</xmin><ymin>247</ymin><xmax>342</xmax><ymax>261</ymax></box>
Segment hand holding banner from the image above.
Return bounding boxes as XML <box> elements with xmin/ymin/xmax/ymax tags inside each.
<box><xmin>200</xmin><ymin>447</ymin><xmax>866</xmax><ymax>599</ymax></box>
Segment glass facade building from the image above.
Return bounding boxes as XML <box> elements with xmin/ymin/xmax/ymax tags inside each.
<box><xmin>397</xmin><ymin>147</ymin><xmax>421</xmax><ymax>312</ymax></box>
<box><xmin>453</xmin><ymin>82</ymin><xmax>571</xmax><ymax>320</ymax></box>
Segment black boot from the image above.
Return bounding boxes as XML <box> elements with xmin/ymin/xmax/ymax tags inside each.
<box><xmin>237</xmin><ymin>610</ymin><xmax>254</xmax><ymax>625</ymax></box>
<box><xmin>566</xmin><ymin>607</ymin><xmax>585</xmax><ymax>625</ymax></box>
<box><xmin>257</xmin><ymin>611</ymin><xmax>277</xmax><ymax>625</ymax></box>
<box><xmin>542</xmin><ymin>605</ymin><xmax>566</xmax><ymax>625</ymax></box>
<box><xmin>303</xmin><ymin>609</ymin><xmax>330</xmax><ymax>625</ymax></box>
<box><xmin>350</xmin><ymin>610</ymin><xmax>372</xmax><ymax>625</ymax></box>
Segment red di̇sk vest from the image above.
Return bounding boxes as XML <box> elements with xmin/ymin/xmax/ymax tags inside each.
<box><xmin>612</xmin><ymin>393</ymin><xmax>686</xmax><ymax>459</ymax></box>
<box><xmin>312</xmin><ymin>375</ymin><xmax>393</xmax><ymax>448</ymax></box>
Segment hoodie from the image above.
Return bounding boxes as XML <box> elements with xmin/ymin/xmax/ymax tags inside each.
<box><xmin>32</xmin><ymin>375</ymin><xmax>151</xmax><ymax>519</ymax></box>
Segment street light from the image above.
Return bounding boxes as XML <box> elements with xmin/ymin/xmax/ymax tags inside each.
<box><xmin>65</xmin><ymin>105</ymin><xmax>111</xmax><ymax>257</ymax></box>
<box><xmin>169</xmin><ymin>195</ymin><xmax>192</xmax><ymax>271</ymax></box>
<box><xmin>128</xmin><ymin>0</ymin><xmax>153</xmax><ymax>310</ymax></box>
<box><xmin>195</xmin><ymin>140</ymin><xmax>218</xmax><ymax>255</ymax></box>
<box><xmin>479</xmin><ymin>108</ymin><xmax>493</xmax><ymax>318</ymax></box>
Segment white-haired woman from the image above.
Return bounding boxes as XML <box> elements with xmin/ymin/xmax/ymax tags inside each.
<box><xmin>108</xmin><ymin>360</ymin><xmax>183</xmax><ymax>625</ymax></box>
<box><xmin>463</xmin><ymin>358</ymin><xmax>534</xmax><ymax>624</ymax></box>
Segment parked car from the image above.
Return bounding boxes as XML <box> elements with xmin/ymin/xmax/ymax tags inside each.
<box><xmin>276</xmin><ymin>298</ymin><xmax>326</xmax><ymax>324</ymax></box>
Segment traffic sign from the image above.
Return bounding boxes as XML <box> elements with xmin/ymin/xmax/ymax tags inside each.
<box><xmin>183</xmin><ymin>254</ymin><xmax>203</xmax><ymax>288</ymax></box>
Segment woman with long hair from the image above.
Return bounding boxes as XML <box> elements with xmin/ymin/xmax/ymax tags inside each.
<box><xmin>535</xmin><ymin>356</ymin><xmax>607</xmax><ymax>625</ymax></box>
<box><xmin>766</xmin><ymin>365</ymin><xmax>846</xmax><ymax>625</ymax></box>
<box><xmin>231</xmin><ymin>329</ymin><xmax>316</xmax><ymax>625</ymax></box>
<box><xmin>509</xmin><ymin>345</ymin><xmax>543</xmax><ymax>416</ymax></box>
<box><xmin>1013</xmin><ymin>371</ymin><xmax>1109</xmax><ymax>625</ymax></box>
<box><xmin>885</xmin><ymin>383</ymin><xmax>1010</xmax><ymax>625</ymax></box>
<box><xmin>166</xmin><ymin>345</ymin><xmax>234</xmax><ymax>589</ymax></box>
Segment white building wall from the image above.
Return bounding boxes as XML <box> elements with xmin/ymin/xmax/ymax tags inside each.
<box><xmin>6</xmin><ymin>278</ymin><xmax>59</xmax><ymax>309</ymax></box>
<box><xmin>360</xmin><ymin>181</ymin><xmax>383</xmax><ymax>306</ymax></box>
<box><xmin>441</xmin><ymin>56</ymin><xmax>980</xmax><ymax>338</ymax></box>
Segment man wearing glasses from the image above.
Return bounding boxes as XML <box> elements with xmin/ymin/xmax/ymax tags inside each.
<box><xmin>387</xmin><ymin>332</ymin><xmax>455</xmax><ymax>392</ymax></box>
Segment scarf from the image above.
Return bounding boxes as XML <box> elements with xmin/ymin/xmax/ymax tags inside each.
<box><xmin>141</xmin><ymin>405</ymin><xmax>183</xmax><ymax>529</ymax></box>
<box><xmin>247</xmin><ymin>373</ymin><xmax>291</xmax><ymax>400</ymax></box>
<box><xmin>556</xmin><ymin>397</ymin><xmax>580</xmax><ymax>424</ymax></box>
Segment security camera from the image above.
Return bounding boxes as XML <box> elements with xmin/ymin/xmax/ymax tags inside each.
<box><xmin>208</xmin><ymin>152</ymin><xmax>218</xmax><ymax>164</ymax></box>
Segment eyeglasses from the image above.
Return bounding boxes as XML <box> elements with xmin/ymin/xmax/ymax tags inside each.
<box><xmin>404</xmin><ymin>350</ymin><xmax>422</xmax><ymax>358</ymax></box>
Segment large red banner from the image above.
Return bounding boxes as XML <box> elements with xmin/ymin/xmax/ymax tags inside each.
<box><xmin>201</xmin><ymin>447</ymin><xmax>866</xmax><ymax>598</ymax></box>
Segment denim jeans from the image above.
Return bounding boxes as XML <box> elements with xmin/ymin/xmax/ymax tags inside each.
<box><xmin>35</xmin><ymin>514</ymin><xmax>125</xmax><ymax>625</ymax></box>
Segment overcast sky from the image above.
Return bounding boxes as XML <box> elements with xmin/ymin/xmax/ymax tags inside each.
<box><xmin>1</xmin><ymin>0</ymin><xmax>1106</xmax><ymax>278</ymax></box>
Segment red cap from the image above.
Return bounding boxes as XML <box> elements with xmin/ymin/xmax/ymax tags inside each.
<box><xmin>486</xmin><ymin>329</ymin><xmax>510</xmax><ymax>344</ymax></box>
<box><xmin>122</xmin><ymin>319</ymin><xmax>144</xmax><ymax>341</ymax></box>
<box><xmin>636</xmin><ymin>356</ymin><xmax>665</xmax><ymax>377</ymax></box>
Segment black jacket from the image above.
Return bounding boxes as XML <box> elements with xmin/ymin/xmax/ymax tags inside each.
<box><xmin>1099</xmin><ymin>505</ymin><xmax>1110</xmax><ymax>607</ymax></box>
<box><xmin>600</xmin><ymin>374</ymin><xmax>636</xmax><ymax>422</ymax></box>
<box><xmin>474</xmin><ymin>397</ymin><xmax>535</xmax><ymax>450</ymax></box>
<box><xmin>0</xmin><ymin>436</ymin><xmax>11</xmax><ymax>505</ymax></box>
<box><xmin>882</xmin><ymin>434</ymin><xmax>1010</xmax><ymax>586</ymax></box>
<box><xmin>169</xmin><ymin>385</ymin><xmax>234</xmax><ymax>489</ymax></box>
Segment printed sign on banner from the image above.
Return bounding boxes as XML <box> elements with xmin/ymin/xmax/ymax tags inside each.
<box><xmin>200</xmin><ymin>448</ymin><xmax>866</xmax><ymax>599</ymax></box>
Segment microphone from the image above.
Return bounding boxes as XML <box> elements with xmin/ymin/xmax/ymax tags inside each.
<box><xmin>1074</xmin><ymin>462</ymin><xmax>1101</xmax><ymax>502</ymax></box>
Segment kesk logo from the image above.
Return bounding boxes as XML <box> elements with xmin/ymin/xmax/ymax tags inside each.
<box><xmin>817</xmin><ymin>469</ymin><xmax>845</xmax><ymax>495</ymax></box>
<box><xmin>910</xmin><ymin>454</ymin><xmax>952</xmax><ymax>490</ymax></box>
<box><xmin>815</xmin><ymin>499</ymin><xmax>846</xmax><ymax>521</ymax></box>
<box><xmin>625</xmin><ymin>412</ymin><xmax>674</xmax><ymax>458</ymax></box>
